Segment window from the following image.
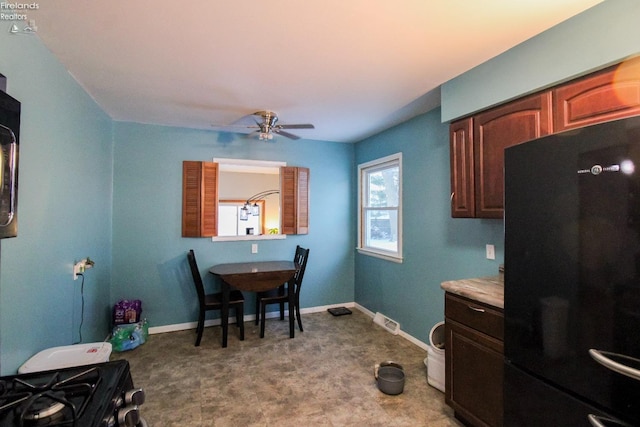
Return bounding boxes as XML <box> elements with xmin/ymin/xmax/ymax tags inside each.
<box><xmin>213</xmin><ymin>158</ymin><xmax>285</xmax><ymax>241</ymax></box>
<box><xmin>182</xmin><ymin>158</ymin><xmax>309</xmax><ymax>240</ymax></box>
<box><xmin>357</xmin><ymin>153</ymin><xmax>402</xmax><ymax>262</ymax></box>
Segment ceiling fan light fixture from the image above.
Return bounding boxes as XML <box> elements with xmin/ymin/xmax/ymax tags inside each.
<box><xmin>259</xmin><ymin>132</ymin><xmax>273</xmax><ymax>141</ymax></box>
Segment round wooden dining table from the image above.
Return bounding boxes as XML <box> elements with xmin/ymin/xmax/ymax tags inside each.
<box><xmin>209</xmin><ymin>260</ymin><xmax>298</xmax><ymax>347</ymax></box>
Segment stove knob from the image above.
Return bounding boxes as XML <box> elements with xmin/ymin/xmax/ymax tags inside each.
<box><xmin>117</xmin><ymin>405</ymin><xmax>140</xmax><ymax>427</ymax></box>
<box><xmin>101</xmin><ymin>414</ymin><xmax>116</xmax><ymax>427</ymax></box>
<box><xmin>125</xmin><ymin>388</ymin><xmax>145</xmax><ymax>406</ymax></box>
<box><xmin>113</xmin><ymin>395</ymin><xmax>124</xmax><ymax>408</ymax></box>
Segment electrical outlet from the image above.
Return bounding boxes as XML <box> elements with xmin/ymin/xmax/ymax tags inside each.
<box><xmin>251</xmin><ymin>244</ymin><xmax>258</xmax><ymax>254</ymax></box>
<box><xmin>73</xmin><ymin>261</ymin><xmax>84</xmax><ymax>280</ymax></box>
<box><xmin>73</xmin><ymin>257</ymin><xmax>94</xmax><ymax>280</ymax></box>
<box><xmin>486</xmin><ymin>244</ymin><xmax>496</xmax><ymax>260</ymax></box>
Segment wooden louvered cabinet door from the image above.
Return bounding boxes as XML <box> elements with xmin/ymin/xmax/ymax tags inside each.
<box><xmin>182</xmin><ymin>161</ymin><xmax>218</xmax><ymax>237</ymax></box>
<box><xmin>280</xmin><ymin>166</ymin><xmax>309</xmax><ymax>235</ymax></box>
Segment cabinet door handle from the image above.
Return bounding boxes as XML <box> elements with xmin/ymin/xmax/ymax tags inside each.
<box><xmin>467</xmin><ymin>305</ymin><xmax>485</xmax><ymax>313</ymax></box>
<box><xmin>589</xmin><ymin>349</ymin><xmax>640</xmax><ymax>382</ymax></box>
<box><xmin>450</xmin><ymin>192</ymin><xmax>454</xmax><ymax>202</ymax></box>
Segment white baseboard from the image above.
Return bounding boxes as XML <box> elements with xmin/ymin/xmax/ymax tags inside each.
<box><xmin>148</xmin><ymin>301</ymin><xmax>429</xmax><ymax>351</ymax></box>
<box><xmin>353</xmin><ymin>303</ymin><xmax>429</xmax><ymax>351</ymax></box>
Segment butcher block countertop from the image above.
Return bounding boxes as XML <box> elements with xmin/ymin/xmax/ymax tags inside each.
<box><xmin>440</xmin><ymin>275</ymin><xmax>504</xmax><ymax>309</ymax></box>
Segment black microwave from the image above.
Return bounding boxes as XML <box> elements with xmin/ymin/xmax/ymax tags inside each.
<box><xmin>0</xmin><ymin>86</ymin><xmax>20</xmax><ymax>239</ymax></box>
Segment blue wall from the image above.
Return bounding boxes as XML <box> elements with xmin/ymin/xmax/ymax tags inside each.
<box><xmin>442</xmin><ymin>0</ymin><xmax>640</xmax><ymax>121</ymax></box>
<box><xmin>111</xmin><ymin>122</ymin><xmax>354</xmax><ymax>330</ymax></box>
<box><xmin>0</xmin><ymin>34</ymin><xmax>113</xmax><ymax>373</ymax></box>
<box><xmin>354</xmin><ymin>110</ymin><xmax>503</xmax><ymax>343</ymax></box>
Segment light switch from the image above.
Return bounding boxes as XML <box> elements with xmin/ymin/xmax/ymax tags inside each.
<box><xmin>486</xmin><ymin>244</ymin><xmax>495</xmax><ymax>260</ymax></box>
<box><xmin>251</xmin><ymin>244</ymin><xmax>258</xmax><ymax>254</ymax></box>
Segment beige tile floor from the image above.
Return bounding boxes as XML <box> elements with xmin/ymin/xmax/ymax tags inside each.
<box><xmin>111</xmin><ymin>309</ymin><xmax>462</xmax><ymax>427</ymax></box>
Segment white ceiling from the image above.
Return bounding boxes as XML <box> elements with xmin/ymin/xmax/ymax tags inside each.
<box><xmin>29</xmin><ymin>0</ymin><xmax>602</xmax><ymax>142</ymax></box>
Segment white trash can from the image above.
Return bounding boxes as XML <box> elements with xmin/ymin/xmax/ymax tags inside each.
<box><xmin>18</xmin><ymin>342</ymin><xmax>112</xmax><ymax>374</ymax></box>
<box><xmin>425</xmin><ymin>321</ymin><xmax>445</xmax><ymax>392</ymax></box>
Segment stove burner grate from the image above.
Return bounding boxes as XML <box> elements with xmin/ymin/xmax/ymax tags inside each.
<box><xmin>0</xmin><ymin>366</ymin><xmax>103</xmax><ymax>426</ymax></box>
<box><xmin>22</xmin><ymin>391</ymin><xmax>71</xmax><ymax>421</ymax></box>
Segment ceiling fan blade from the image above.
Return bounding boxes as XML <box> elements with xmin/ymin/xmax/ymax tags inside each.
<box><xmin>277</xmin><ymin>124</ymin><xmax>315</xmax><ymax>130</ymax></box>
<box><xmin>274</xmin><ymin>129</ymin><xmax>300</xmax><ymax>140</ymax></box>
<box><xmin>210</xmin><ymin>124</ymin><xmax>259</xmax><ymax>134</ymax></box>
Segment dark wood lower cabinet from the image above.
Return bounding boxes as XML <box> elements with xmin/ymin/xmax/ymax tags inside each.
<box><xmin>445</xmin><ymin>293</ymin><xmax>504</xmax><ymax>427</ymax></box>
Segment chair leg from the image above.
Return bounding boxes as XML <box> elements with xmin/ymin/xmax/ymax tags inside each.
<box><xmin>195</xmin><ymin>310</ymin><xmax>205</xmax><ymax>346</ymax></box>
<box><xmin>294</xmin><ymin>291</ymin><xmax>303</xmax><ymax>332</ymax></box>
<box><xmin>255</xmin><ymin>293</ymin><xmax>261</xmax><ymax>325</ymax></box>
<box><xmin>260</xmin><ymin>301</ymin><xmax>267</xmax><ymax>338</ymax></box>
<box><xmin>278</xmin><ymin>285</ymin><xmax>285</xmax><ymax>320</ymax></box>
<box><xmin>237</xmin><ymin>303</ymin><xmax>245</xmax><ymax>341</ymax></box>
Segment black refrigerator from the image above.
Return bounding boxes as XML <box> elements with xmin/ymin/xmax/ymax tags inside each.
<box><xmin>504</xmin><ymin>116</ymin><xmax>640</xmax><ymax>426</ymax></box>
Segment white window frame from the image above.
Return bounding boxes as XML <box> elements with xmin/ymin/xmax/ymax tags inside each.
<box><xmin>357</xmin><ymin>153</ymin><xmax>403</xmax><ymax>263</ymax></box>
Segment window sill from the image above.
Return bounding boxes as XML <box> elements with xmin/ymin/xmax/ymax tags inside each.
<box><xmin>212</xmin><ymin>234</ymin><xmax>287</xmax><ymax>242</ymax></box>
<box><xmin>356</xmin><ymin>247</ymin><xmax>403</xmax><ymax>263</ymax></box>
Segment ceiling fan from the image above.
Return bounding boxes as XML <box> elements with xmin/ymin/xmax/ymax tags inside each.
<box><xmin>212</xmin><ymin>110</ymin><xmax>315</xmax><ymax>141</ymax></box>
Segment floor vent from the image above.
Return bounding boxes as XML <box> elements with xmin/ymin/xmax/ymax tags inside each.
<box><xmin>373</xmin><ymin>312</ymin><xmax>400</xmax><ymax>335</ymax></box>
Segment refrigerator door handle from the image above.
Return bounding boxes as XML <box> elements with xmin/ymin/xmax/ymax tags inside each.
<box><xmin>589</xmin><ymin>349</ymin><xmax>640</xmax><ymax>382</ymax></box>
<box><xmin>588</xmin><ymin>414</ymin><xmax>633</xmax><ymax>427</ymax></box>
<box><xmin>0</xmin><ymin>124</ymin><xmax>17</xmax><ymax>228</ymax></box>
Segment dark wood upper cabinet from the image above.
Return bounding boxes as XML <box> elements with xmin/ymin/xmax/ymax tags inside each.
<box><xmin>280</xmin><ymin>166</ymin><xmax>309</xmax><ymax>235</ymax></box>
<box><xmin>554</xmin><ymin>57</ymin><xmax>640</xmax><ymax>132</ymax></box>
<box><xmin>473</xmin><ymin>92</ymin><xmax>553</xmax><ymax>218</ymax></box>
<box><xmin>450</xmin><ymin>118</ymin><xmax>475</xmax><ymax>218</ymax></box>
<box><xmin>449</xmin><ymin>57</ymin><xmax>640</xmax><ymax>219</ymax></box>
<box><xmin>182</xmin><ymin>162</ymin><xmax>309</xmax><ymax>237</ymax></box>
<box><xmin>450</xmin><ymin>92</ymin><xmax>552</xmax><ymax>218</ymax></box>
<box><xmin>182</xmin><ymin>161</ymin><xmax>218</xmax><ymax>237</ymax></box>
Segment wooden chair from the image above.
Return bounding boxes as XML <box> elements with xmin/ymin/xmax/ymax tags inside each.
<box><xmin>187</xmin><ymin>250</ymin><xmax>245</xmax><ymax>346</ymax></box>
<box><xmin>255</xmin><ymin>245</ymin><xmax>310</xmax><ymax>338</ymax></box>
